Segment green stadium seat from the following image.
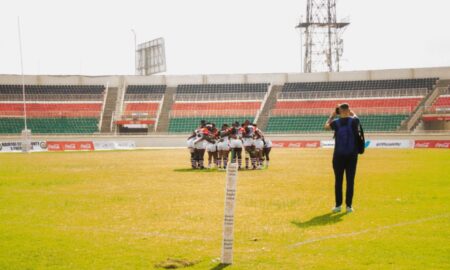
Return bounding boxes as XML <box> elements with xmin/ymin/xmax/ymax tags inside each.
<box><xmin>0</xmin><ymin>118</ymin><xmax>99</xmax><ymax>134</ymax></box>
<box><xmin>266</xmin><ymin>115</ymin><xmax>408</xmax><ymax>133</ymax></box>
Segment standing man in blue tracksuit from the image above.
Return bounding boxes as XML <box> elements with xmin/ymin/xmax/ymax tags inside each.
<box><xmin>324</xmin><ymin>103</ymin><xmax>360</xmax><ymax>213</ymax></box>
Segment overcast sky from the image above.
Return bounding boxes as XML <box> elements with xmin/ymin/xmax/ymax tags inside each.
<box><xmin>1</xmin><ymin>0</ymin><xmax>449</xmax><ymax>75</ymax></box>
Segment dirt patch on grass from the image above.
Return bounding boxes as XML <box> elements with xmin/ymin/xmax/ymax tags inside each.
<box><xmin>155</xmin><ymin>258</ymin><xmax>198</xmax><ymax>269</ymax></box>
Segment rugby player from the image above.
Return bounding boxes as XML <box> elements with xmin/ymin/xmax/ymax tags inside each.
<box><xmin>229</xmin><ymin>121</ymin><xmax>244</xmax><ymax>169</ymax></box>
<box><xmin>217</xmin><ymin>123</ymin><xmax>231</xmax><ymax>169</ymax></box>
<box><xmin>206</xmin><ymin>123</ymin><xmax>219</xmax><ymax>169</ymax></box>
<box><xmin>253</xmin><ymin>123</ymin><xmax>265</xmax><ymax>169</ymax></box>
<box><xmin>242</xmin><ymin>120</ymin><xmax>257</xmax><ymax>169</ymax></box>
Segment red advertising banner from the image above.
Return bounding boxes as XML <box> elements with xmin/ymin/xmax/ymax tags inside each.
<box><xmin>272</xmin><ymin>140</ymin><xmax>321</xmax><ymax>148</ymax></box>
<box><xmin>47</xmin><ymin>141</ymin><xmax>95</xmax><ymax>151</ymax></box>
<box><xmin>414</xmin><ymin>140</ymin><xmax>450</xmax><ymax>149</ymax></box>
<box><xmin>422</xmin><ymin>115</ymin><xmax>450</xmax><ymax>122</ymax></box>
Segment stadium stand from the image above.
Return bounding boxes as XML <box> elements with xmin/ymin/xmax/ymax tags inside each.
<box><xmin>168</xmin><ymin>83</ymin><xmax>269</xmax><ymax>133</ymax></box>
<box><xmin>0</xmin><ymin>84</ymin><xmax>105</xmax><ymax>134</ymax></box>
<box><xmin>0</xmin><ymin>74</ymin><xmax>444</xmax><ymax>134</ymax></box>
<box><xmin>267</xmin><ymin>78</ymin><xmax>438</xmax><ymax>133</ymax></box>
<box><xmin>115</xmin><ymin>85</ymin><xmax>166</xmax><ymax>133</ymax></box>
<box><xmin>282</xmin><ymin>78</ymin><xmax>437</xmax><ymax>92</ymax></box>
<box><xmin>429</xmin><ymin>88</ymin><xmax>450</xmax><ymax>113</ymax></box>
<box><xmin>122</xmin><ymin>85</ymin><xmax>165</xmax><ymax>118</ymax></box>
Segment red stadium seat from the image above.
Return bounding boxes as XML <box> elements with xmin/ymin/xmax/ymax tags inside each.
<box><xmin>124</xmin><ymin>102</ymin><xmax>160</xmax><ymax>118</ymax></box>
<box><xmin>0</xmin><ymin>103</ymin><xmax>102</xmax><ymax>117</ymax></box>
<box><xmin>172</xmin><ymin>102</ymin><xmax>261</xmax><ymax>111</ymax></box>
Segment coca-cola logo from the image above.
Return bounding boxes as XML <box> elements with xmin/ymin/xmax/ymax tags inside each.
<box><xmin>305</xmin><ymin>143</ymin><xmax>319</xmax><ymax>148</ymax></box>
<box><xmin>65</xmin><ymin>143</ymin><xmax>76</xmax><ymax>150</ymax></box>
<box><xmin>288</xmin><ymin>143</ymin><xmax>301</xmax><ymax>148</ymax></box>
<box><xmin>80</xmin><ymin>143</ymin><xmax>92</xmax><ymax>150</ymax></box>
<box><xmin>415</xmin><ymin>143</ymin><xmax>430</xmax><ymax>148</ymax></box>
<box><xmin>435</xmin><ymin>143</ymin><xmax>450</xmax><ymax>148</ymax></box>
<box><xmin>48</xmin><ymin>143</ymin><xmax>61</xmax><ymax>150</ymax></box>
<box><xmin>415</xmin><ymin>140</ymin><xmax>450</xmax><ymax>148</ymax></box>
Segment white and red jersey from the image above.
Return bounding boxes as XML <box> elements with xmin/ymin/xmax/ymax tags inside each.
<box><xmin>193</xmin><ymin>127</ymin><xmax>210</xmax><ymax>149</ymax></box>
<box><xmin>219</xmin><ymin>128</ymin><xmax>230</xmax><ymax>143</ymax></box>
<box><xmin>195</xmin><ymin>127</ymin><xmax>208</xmax><ymax>138</ymax></box>
<box><xmin>253</xmin><ymin>128</ymin><xmax>264</xmax><ymax>149</ymax></box>
<box><xmin>243</xmin><ymin>125</ymin><xmax>255</xmax><ymax>138</ymax></box>
<box><xmin>254</xmin><ymin>128</ymin><xmax>264</xmax><ymax>140</ymax></box>
<box><xmin>229</xmin><ymin>126</ymin><xmax>244</xmax><ymax>140</ymax></box>
<box><xmin>211</xmin><ymin>128</ymin><xmax>219</xmax><ymax>141</ymax></box>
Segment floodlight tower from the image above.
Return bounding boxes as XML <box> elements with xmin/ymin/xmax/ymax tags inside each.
<box><xmin>296</xmin><ymin>0</ymin><xmax>349</xmax><ymax>73</ymax></box>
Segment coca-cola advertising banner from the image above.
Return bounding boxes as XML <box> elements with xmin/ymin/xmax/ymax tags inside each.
<box><xmin>272</xmin><ymin>140</ymin><xmax>321</xmax><ymax>148</ymax></box>
<box><xmin>47</xmin><ymin>141</ymin><xmax>95</xmax><ymax>151</ymax></box>
<box><xmin>414</xmin><ymin>140</ymin><xmax>450</xmax><ymax>149</ymax></box>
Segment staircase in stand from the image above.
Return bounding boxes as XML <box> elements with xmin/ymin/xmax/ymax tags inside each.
<box><xmin>256</xmin><ymin>85</ymin><xmax>283</xmax><ymax>131</ymax></box>
<box><xmin>100</xmin><ymin>87</ymin><xmax>119</xmax><ymax>133</ymax></box>
<box><xmin>155</xmin><ymin>87</ymin><xmax>176</xmax><ymax>133</ymax></box>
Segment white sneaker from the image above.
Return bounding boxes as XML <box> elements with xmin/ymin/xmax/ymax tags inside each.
<box><xmin>332</xmin><ymin>206</ymin><xmax>342</xmax><ymax>213</ymax></box>
<box><xmin>346</xmin><ymin>207</ymin><xmax>354</xmax><ymax>213</ymax></box>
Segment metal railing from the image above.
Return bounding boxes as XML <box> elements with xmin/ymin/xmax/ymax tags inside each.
<box><xmin>173</xmin><ymin>92</ymin><xmax>266</xmax><ymax>102</ymax></box>
<box><xmin>0</xmin><ymin>111</ymin><xmax>102</xmax><ymax>118</ymax></box>
<box><xmin>124</xmin><ymin>93</ymin><xmax>164</xmax><ymax>102</ymax></box>
<box><xmin>0</xmin><ymin>94</ymin><xmax>104</xmax><ymax>101</ymax></box>
<box><xmin>278</xmin><ymin>88</ymin><xmax>429</xmax><ymax>100</ymax></box>
<box><xmin>120</xmin><ymin>111</ymin><xmax>158</xmax><ymax>119</ymax></box>
<box><xmin>423</xmin><ymin>106</ymin><xmax>450</xmax><ymax>114</ymax></box>
<box><xmin>270</xmin><ymin>107</ymin><xmax>414</xmax><ymax>117</ymax></box>
<box><xmin>169</xmin><ymin>109</ymin><xmax>259</xmax><ymax>118</ymax></box>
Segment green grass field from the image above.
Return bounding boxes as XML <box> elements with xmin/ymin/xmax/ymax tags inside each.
<box><xmin>0</xmin><ymin>149</ymin><xmax>449</xmax><ymax>269</ymax></box>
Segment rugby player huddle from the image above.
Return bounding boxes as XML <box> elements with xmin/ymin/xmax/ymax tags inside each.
<box><xmin>187</xmin><ymin>120</ymin><xmax>272</xmax><ymax>170</ymax></box>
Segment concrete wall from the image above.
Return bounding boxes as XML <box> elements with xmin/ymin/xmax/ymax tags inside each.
<box><xmin>1</xmin><ymin>66</ymin><xmax>449</xmax><ymax>87</ymax></box>
<box><xmin>424</xmin><ymin>120</ymin><xmax>450</xmax><ymax>131</ymax></box>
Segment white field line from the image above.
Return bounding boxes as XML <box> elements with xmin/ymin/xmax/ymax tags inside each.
<box><xmin>290</xmin><ymin>213</ymin><xmax>450</xmax><ymax>248</ymax></box>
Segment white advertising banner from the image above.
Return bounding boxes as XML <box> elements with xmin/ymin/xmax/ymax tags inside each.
<box><xmin>93</xmin><ymin>141</ymin><xmax>116</xmax><ymax>150</ymax></box>
<box><xmin>321</xmin><ymin>139</ymin><xmax>413</xmax><ymax>149</ymax></box>
<box><xmin>321</xmin><ymin>140</ymin><xmax>335</xmax><ymax>148</ymax></box>
<box><xmin>93</xmin><ymin>141</ymin><xmax>136</xmax><ymax>150</ymax></box>
<box><xmin>367</xmin><ymin>140</ymin><xmax>413</xmax><ymax>149</ymax></box>
<box><xmin>0</xmin><ymin>141</ymin><xmax>47</xmax><ymax>152</ymax></box>
<box><xmin>116</xmin><ymin>141</ymin><xmax>136</xmax><ymax>149</ymax></box>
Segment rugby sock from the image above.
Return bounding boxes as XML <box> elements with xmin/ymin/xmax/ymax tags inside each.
<box><xmin>251</xmin><ymin>158</ymin><xmax>257</xmax><ymax>169</ymax></box>
<box><xmin>208</xmin><ymin>153</ymin><xmax>212</xmax><ymax>167</ymax></box>
<box><xmin>223</xmin><ymin>157</ymin><xmax>228</xmax><ymax>169</ymax></box>
<box><xmin>215</xmin><ymin>157</ymin><xmax>220</xmax><ymax>167</ymax></box>
<box><xmin>245</xmin><ymin>157</ymin><xmax>249</xmax><ymax>169</ymax></box>
<box><xmin>191</xmin><ymin>154</ymin><xmax>196</xmax><ymax>169</ymax></box>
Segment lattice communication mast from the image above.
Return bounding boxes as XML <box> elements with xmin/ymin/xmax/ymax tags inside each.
<box><xmin>296</xmin><ymin>0</ymin><xmax>349</xmax><ymax>73</ymax></box>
